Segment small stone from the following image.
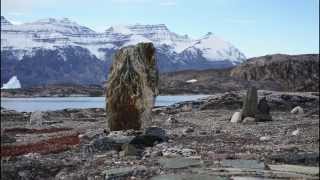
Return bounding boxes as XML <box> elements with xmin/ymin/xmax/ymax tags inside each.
<box><xmin>121</xmin><ymin>144</ymin><xmax>140</xmax><ymax>156</ymax></box>
<box><xmin>291</xmin><ymin>106</ymin><xmax>304</xmax><ymax>114</ymax></box>
<box><xmin>158</xmin><ymin>157</ymin><xmax>202</xmax><ymax>169</ymax></box>
<box><xmin>259</xmin><ymin>136</ymin><xmax>271</xmax><ymax>141</ymax></box>
<box><xmin>221</xmin><ymin>159</ymin><xmax>265</xmax><ymax>169</ymax></box>
<box><xmin>165</xmin><ymin>115</ymin><xmax>178</xmax><ymax>125</ymax></box>
<box><xmin>268</xmin><ymin>164</ymin><xmax>319</xmax><ymax>175</ymax></box>
<box><xmin>183</xmin><ymin>127</ymin><xmax>194</xmax><ymax>134</ymax></box>
<box><xmin>230</xmin><ymin>112</ymin><xmax>242</xmax><ymax>123</ymax></box>
<box><xmin>130</xmin><ymin>127</ymin><xmax>168</xmax><ymax>147</ymax></box>
<box><xmin>291</xmin><ymin>129</ymin><xmax>300</xmax><ymax>136</ymax></box>
<box><xmin>242</xmin><ymin>117</ymin><xmax>256</xmax><ymax>124</ymax></box>
<box><xmin>29</xmin><ymin>111</ymin><xmax>47</xmax><ymax>126</ymax></box>
<box><xmin>104</xmin><ymin>166</ymin><xmax>147</xmax><ymax>180</ymax></box>
<box><xmin>1</xmin><ymin>134</ymin><xmax>16</xmax><ymax>143</ymax></box>
<box><xmin>181</xmin><ymin>148</ymin><xmax>196</xmax><ymax>157</ymax></box>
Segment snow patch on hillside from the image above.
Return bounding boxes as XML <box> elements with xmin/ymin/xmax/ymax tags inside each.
<box><xmin>1</xmin><ymin>76</ymin><xmax>21</xmax><ymax>89</ymax></box>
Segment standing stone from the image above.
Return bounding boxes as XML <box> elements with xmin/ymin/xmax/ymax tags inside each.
<box><xmin>256</xmin><ymin>97</ymin><xmax>272</xmax><ymax>121</ymax></box>
<box><xmin>106</xmin><ymin>43</ymin><xmax>159</xmax><ymax>131</ymax></box>
<box><xmin>241</xmin><ymin>86</ymin><xmax>258</xmax><ymax>120</ymax></box>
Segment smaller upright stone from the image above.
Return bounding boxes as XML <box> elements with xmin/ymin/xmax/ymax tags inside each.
<box><xmin>256</xmin><ymin>97</ymin><xmax>272</xmax><ymax>121</ymax></box>
<box><xmin>241</xmin><ymin>86</ymin><xmax>258</xmax><ymax>119</ymax></box>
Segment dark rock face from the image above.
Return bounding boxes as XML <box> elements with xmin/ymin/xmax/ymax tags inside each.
<box><xmin>241</xmin><ymin>87</ymin><xmax>258</xmax><ymax>119</ymax></box>
<box><xmin>230</xmin><ymin>54</ymin><xmax>319</xmax><ymax>92</ymax></box>
<box><xmin>106</xmin><ymin>43</ymin><xmax>159</xmax><ymax>131</ymax></box>
<box><xmin>1</xmin><ymin>46</ymin><xmax>109</xmax><ymax>87</ymax></box>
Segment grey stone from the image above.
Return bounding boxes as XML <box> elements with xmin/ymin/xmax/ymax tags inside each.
<box><xmin>268</xmin><ymin>164</ymin><xmax>319</xmax><ymax>175</ymax></box>
<box><xmin>1</xmin><ymin>134</ymin><xmax>16</xmax><ymax>143</ymax></box>
<box><xmin>129</xmin><ymin>127</ymin><xmax>168</xmax><ymax>147</ymax></box>
<box><xmin>221</xmin><ymin>159</ymin><xmax>265</xmax><ymax>169</ymax></box>
<box><xmin>290</xmin><ymin>106</ymin><xmax>304</xmax><ymax>114</ymax></box>
<box><xmin>151</xmin><ymin>174</ymin><xmax>228</xmax><ymax>180</ymax></box>
<box><xmin>90</xmin><ymin>135</ymin><xmax>134</xmax><ymax>152</ymax></box>
<box><xmin>230</xmin><ymin>111</ymin><xmax>242</xmax><ymax>123</ymax></box>
<box><xmin>120</xmin><ymin>144</ymin><xmax>140</xmax><ymax>156</ymax></box>
<box><xmin>242</xmin><ymin>117</ymin><xmax>256</xmax><ymax>124</ymax></box>
<box><xmin>104</xmin><ymin>166</ymin><xmax>147</xmax><ymax>180</ymax></box>
<box><xmin>241</xmin><ymin>87</ymin><xmax>258</xmax><ymax>120</ymax></box>
<box><xmin>158</xmin><ymin>157</ymin><xmax>202</xmax><ymax>169</ymax></box>
<box><xmin>106</xmin><ymin>42</ymin><xmax>159</xmax><ymax>131</ymax></box>
<box><xmin>29</xmin><ymin>111</ymin><xmax>47</xmax><ymax>126</ymax></box>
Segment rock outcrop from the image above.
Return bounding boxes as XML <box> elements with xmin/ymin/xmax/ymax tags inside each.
<box><xmin>106</xmin><ymin>43</ymin><xmax>159</xmax><ymax>131</ymax></box>
<box><xmin>230</xmin><ymin>54</ymin><xmax>319</xmax><ymax>92</ymax></box>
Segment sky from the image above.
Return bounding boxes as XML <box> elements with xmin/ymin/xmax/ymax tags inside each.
<box><xmin>1</xmin><ymin>0</ymin><xmax>319</xmax><ymax>58</ymax></box>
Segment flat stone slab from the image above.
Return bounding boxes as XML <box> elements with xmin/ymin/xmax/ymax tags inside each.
<box><xmin>268</xmin><ymin>164</ymin><xmax>319</xmax><ymax>176</ymax></box>
<box><xmin>151</xmin><ymin>174</ymin><xmax>229</xmax><ymax>180</ymax></box>
<box><xmin>221</xmin><ymin>160</ymin><xmax>265</xmax><ymax>169</ymax></box>
<box><xmin>103</xmin><ymin>165</ymin><xmax>146</xmax><ymax>179</ymax></box>
<box><xmin>158</xmin><ymin>157</ymin><xmax>202</xmax><ymax>169</ymax></box>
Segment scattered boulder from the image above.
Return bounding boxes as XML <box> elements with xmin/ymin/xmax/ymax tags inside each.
<box><xmin>145</xmin><ymin>127</ymin><xmax>168</xmax><ymax>142</ymax></box>
<box><xmin>106</xmin><ymin>42</ymin><xmax>159</xmax><ymax>131</ymax></box>
<box><xmin>291</xmin><ymin>106</ymin><xmax>304</xmax><ymax>114</ymax></box>
<box><xmin>241</xmin><ymin>87</ymin><xmax>258</xmax><ymax>120</ymax></box>
<box><xmin>230</xmin><ymin>112</ymin><xmax>242</xmax><ymax>123</ymax></box>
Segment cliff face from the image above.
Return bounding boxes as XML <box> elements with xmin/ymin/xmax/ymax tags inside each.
<box><xmin>230</xmin><ymin>54</ymin><xmax>319</xmax><ymax>92</ymax></box>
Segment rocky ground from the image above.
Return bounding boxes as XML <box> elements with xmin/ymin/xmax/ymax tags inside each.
<box><xmin>1</xmin><ymin>90</ymin><xmax>319</xmax><ymax>180</ymax></box>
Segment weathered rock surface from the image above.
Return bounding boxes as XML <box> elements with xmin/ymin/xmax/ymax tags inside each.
<box><xmin>106</xmin><ymin>42</ymin><xmax>159</xmax><ymax>131</ymax></box>
<box><xmin>256</xmin><ymin>97</ymin><xmax>272</xmax><ymax>121</ymax></box>
<box><xmin>230</xmin><ymin>54</ymin><xmax>319</xmax><ymax>92</ymax></box>
<box><xmin>241</xmin><ymin>87</ymin><xmax>258</xmax><ymax>119</ymax></box>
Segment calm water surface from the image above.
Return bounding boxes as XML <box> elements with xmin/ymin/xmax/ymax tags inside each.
<box><xmin>1</xmin><ymin>95</ymin><xmax>210</xmax><ymax>112</ymax></box>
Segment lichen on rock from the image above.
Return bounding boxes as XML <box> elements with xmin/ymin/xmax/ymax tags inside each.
<box><xmin>106</xmin><ymin>43</ymin><xmax>159</xmax><ymax>131</ymax></box>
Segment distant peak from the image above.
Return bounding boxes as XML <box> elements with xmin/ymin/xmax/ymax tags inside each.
<box><xmin>1</xmin><ymin>16</ymin><xmax>13</xmax><ymax>25</ymax></box>
<box><xmin>206</xmin><ymin>32</ymin><xmax>213</xmax><ymax>36</ymax></box>
<box><xmin>34</xmin><ymin>17</ymin><xmax>78</xmax><ymax>25</ymax></box>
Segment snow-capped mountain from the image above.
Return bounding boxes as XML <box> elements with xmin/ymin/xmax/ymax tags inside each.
<box><xmin>1</xmin><ymin>16</ymin><xmax>246</xmax><ymax>87</ymax></box>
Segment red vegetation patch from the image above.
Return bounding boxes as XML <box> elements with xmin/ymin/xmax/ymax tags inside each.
<box><xmin>0</xmin><ymin>133</ymin><xmax>80</xmax><ymax>157</ymax></box>
<box><xmin>4</xmin><ymin>127</ymin><xmax>73</xmax><ymax>134</ymax></box>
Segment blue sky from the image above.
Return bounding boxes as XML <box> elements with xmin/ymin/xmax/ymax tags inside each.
<box><xmin>1</xmin><ymin>0</ymin><xmax>319</xmax><ymax>57</ymax></box>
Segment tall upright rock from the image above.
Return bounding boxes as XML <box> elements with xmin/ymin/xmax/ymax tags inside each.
<box><xmin>106</xmin><ymin>43</ymin><xmax>159</xmax><ymax>131</ymax></box>
<box><xmin>241</xmin><ymin>86</ymin><xmax>258</xmax><ymax>119</ymax></box>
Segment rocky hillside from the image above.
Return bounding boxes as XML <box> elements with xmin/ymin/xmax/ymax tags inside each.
<box><xmin>230</xmin><ymin>54</ymin><xmax>319</xmax><ymax>91</ymax></box>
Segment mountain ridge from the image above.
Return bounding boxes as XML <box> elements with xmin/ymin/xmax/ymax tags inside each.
<box><xmin>1</xmin><ymin>16</ymin><xmax>246</xmax><ymax>87</ymax></box>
